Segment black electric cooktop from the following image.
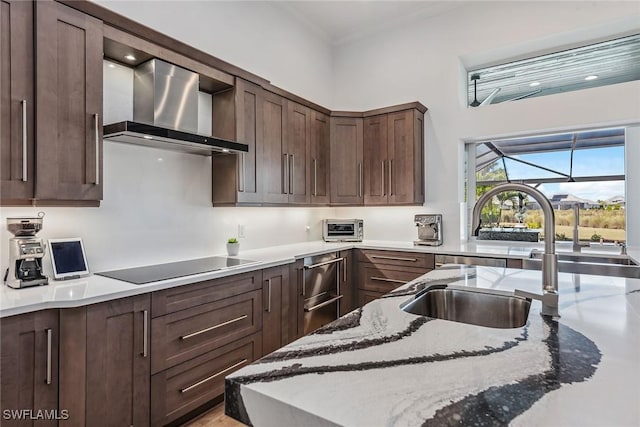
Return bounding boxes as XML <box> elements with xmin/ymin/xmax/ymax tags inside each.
<box><xmin>95</xmin><ymin>256</ymin><xmax>259</xmax><ymax>285</ymax></box>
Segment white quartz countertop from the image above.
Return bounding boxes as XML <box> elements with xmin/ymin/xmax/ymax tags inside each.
<box><xmin>1</xmin><ymin>239</ymin><xmax>636</xmax><ymax>317</ymax></box>
<box><xmin>226</xmin><ymin>266</ymin><xmax>640</xmax><ymax>427</ymax></box>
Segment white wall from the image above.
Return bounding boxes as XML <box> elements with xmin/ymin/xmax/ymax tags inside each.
<box><xmin>625</xmin><ymin>127</ymin><xmax>640</xmax><ymax>247</ymax></box>
<box><xmin>0</xmin><ymin>142</ymin><xmax>331</xmax><ymax>273</ymax></box>
<box><xmin>332</xmin><ymin>1</ymin><xmax>640</xmax><ymax>243</ymax></box>
<box><xmin>94</xmin><ymin>0</ymin><xmax>334</xmax><ymax>107</ymax></box>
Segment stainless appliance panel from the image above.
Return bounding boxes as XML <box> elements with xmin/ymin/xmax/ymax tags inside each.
<box><xmin>322</xmin><ymin>219</ymin><xmax>363</xmax><ymax>242</ymax></box>
<box><xmin>414</xmin><ymin>214</ymin><xmax>443</xmax><ymax>246</ymax></box>
<box><xmin>134</xmin><ymin>59</ymin><xmax>199</xmax><ymax>133</ymax></box>
<box><xmin>302</xmin><ymin>253</ymin><xmax>343</xmax><ymax>334</ymax></box>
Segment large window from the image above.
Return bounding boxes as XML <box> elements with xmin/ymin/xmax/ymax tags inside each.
<box><xmin>469</xmin><ymin>128</ymin><xmax>626</xmax><ymax>243</ymax></box>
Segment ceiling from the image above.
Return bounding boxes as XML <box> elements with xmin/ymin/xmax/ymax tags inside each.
<box><xmin>272</xmin><ymin>1</ymin><xmax>464</xmax><ymax>45</ymax></box>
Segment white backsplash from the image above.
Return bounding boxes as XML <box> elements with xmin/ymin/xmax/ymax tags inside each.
<box><xmin>0</xmin><ymin>143</ymin><xmax>332</xmax><ymax>273</ymax></box>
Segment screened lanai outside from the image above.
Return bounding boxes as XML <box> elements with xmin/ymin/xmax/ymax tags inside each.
<box><xmin>471</xmin><ymin>127</ymin><xmax>626</xmax><ymax>243</ymax></box>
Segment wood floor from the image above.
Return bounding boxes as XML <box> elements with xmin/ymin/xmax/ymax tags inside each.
<box><xmin>184</xmin><ymin>402</ymin><xmax>246</xmax><ymax>427</ymax></box>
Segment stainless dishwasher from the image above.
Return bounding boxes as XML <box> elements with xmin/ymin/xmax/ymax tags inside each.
<box><xmin>303</xmin><ymin>252</ymin><xmax>344</xmax><ymax>334</ymax></box>
<box><xmin>435</xmin><ymin>254</ymin><xmax>506</xmax><ymax>268</ymax></box>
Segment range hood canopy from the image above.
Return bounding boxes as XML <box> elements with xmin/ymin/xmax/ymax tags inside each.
<box><xmin>104</xmin><ymin>58</ymin><xmax>248</xmax><ymax>155</ymax></box>
<box><xmin>103</xmin><ymin>121</ymin><xmax>248</xmax><ymax>155</ymax></box>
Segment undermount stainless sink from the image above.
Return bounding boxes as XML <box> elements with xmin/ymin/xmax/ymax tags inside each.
<box><xmin>523</xmin><ymin>250</ymin><xmax>640</xmax><ymax>278</ymax></box>
<box><xmin>401</xmin><ymin>285</ymin><xmax>531</xmax><ymax>329</ymax></box>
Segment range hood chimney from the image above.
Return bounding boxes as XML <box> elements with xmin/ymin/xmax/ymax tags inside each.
<box><xmin>104</xmin><ymin>59</ymin><xmax>247</xmax><ymax>155</ymax></box>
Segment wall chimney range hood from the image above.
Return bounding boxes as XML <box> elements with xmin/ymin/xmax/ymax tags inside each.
<box><xmin>103</xmin><ymin>59</ymin><xmax>247</xmax><ymax>155</ymax></box>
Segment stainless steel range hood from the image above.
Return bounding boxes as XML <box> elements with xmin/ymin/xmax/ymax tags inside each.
<box><xmin>103</xmin><ymin>59</ymin><xmax>247</xmax><ymax>155</ymax></box>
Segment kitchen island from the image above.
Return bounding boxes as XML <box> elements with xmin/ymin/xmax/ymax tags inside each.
<box><xmin>225</xmin><ymin>265</ymin><xmax>640</xmax><ymax>426</ymax></box>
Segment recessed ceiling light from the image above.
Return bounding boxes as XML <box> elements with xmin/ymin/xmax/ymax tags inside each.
<box><xmin>222</xmin><ymin>148</ymin><xmax>230</xmax><ymax>153</ymax></box>
<box><xmin>585</xmin><ymin>75</ymin><xmax>598</xmax><ymax>81</ymax></box>
<box><xmin>143</xmin><ymin>135</ymin><xmax>153</xmax><ymax>140</ymax></box>
<box><xmin>529</xmin><ymin>81</ymin><xmax>540</xmax><ymax>87</ymax></box>
<box><xmin>124</xmin><ymin>54</ymin><xmax>136</xmax><ymax>61</ymax></box>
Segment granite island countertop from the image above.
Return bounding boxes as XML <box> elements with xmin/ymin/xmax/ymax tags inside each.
<box><xmin>225</xmin><ymin>266</ymin><xmax>640</xmax><ymax>426</ymax></box>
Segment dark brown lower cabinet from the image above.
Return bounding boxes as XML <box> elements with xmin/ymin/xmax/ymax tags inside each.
<box><xmin>262</xmin><ymin>265</ymin><xmax>293</xmax><ymax>356</ymax></box>
<box><xmin>150</xmin><ymin>332</ymin><xmax>261</xmax><ymax>427</ymax></box>
<box><xmin>290</xmin><ymin>260</ymin><xmax>305</xmax><ymax>341</ymax></box>
<box><xmin>0</xmin><ymin>310</ymin><xmax>58</xmax><ymax>427</ymax></box>
<box><xmin>339</xmin><ymin>250</ymin><xmax>357</xmax><ymax>316</ymax></box>
<box><xmin>84</xmin><ymin>294</ymin><xmax>151</xmax><ymax>427</ymax></box>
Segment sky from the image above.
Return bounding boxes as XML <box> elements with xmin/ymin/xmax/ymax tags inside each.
<box><xmin>482</xmin><ymin>146</ymin><xmax>625</xmax><ymax>202</ymax></box>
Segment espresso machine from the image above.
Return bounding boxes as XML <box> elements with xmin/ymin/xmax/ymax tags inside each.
<box><xmin>4</xmin><ymin>213</ymin><xmax>49</xmax><ymax>289</ymax></box>
<box><xmin>414</xmin><ymin>214</ymin><xmax>443</xmax><ymax>246</ymax></box>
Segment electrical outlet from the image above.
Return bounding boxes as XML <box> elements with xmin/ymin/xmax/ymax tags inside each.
<box><xmin>238</xmin><ymin>224</ymin><xmax>246</xmax><ymax>238</ymax></box>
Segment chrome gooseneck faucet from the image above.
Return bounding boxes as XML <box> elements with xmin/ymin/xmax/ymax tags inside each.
<box><xmin>471</xmin><ymin>183</ymin><xmax>560</xmax><ymax>317</ymax></box>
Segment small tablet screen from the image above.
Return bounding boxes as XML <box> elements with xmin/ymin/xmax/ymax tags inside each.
<box><xmin>51</xmin><ymin>241</ymin><xmax>87</xmax><ymax>275</ymax></box>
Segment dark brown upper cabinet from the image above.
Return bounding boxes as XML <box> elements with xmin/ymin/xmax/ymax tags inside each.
<box><xmin>1</xmin><ymin>0</ymin><xmax>35</xmax><ymax>204</ymax></box>
<box><xmin>310</xmin><ymin>110</ymin><xmax>331</xmax><ymax>205</ymax></box>
<box><xmin>364</xmin><ymin>108</ymin><xmax>424</xmax><ymax>205</ymax></box>
<box><xmin>35</xmin><ymin>1</ymin><xmax>103</xmax><ymax>202</ymax></box>
<box><xmin>330</xmin><ymin>116</ymin><xmax>364</xmax><ymax>205</ymax></box>
<box><xmin>1</xmin><ymin>1</ymin><xmax>103</xmax><ymax>206</ymax></box>
<box><xmin>259</xmin><ymin>90</ymin><xmax>289</xmax><ymax>204</ymax></box>
<box><xmin>212</xmin><ymin>78</ymin><xmax>263</xmax><ymax>205</ymax></box>
<box><xmin>285</xmin><ymin>100</ymin><xmax>311</xmax><ymax>205</ymax></box>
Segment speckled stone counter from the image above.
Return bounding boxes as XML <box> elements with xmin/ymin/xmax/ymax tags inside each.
<box><xmin>225</xmin><ymin>266</ymin><xmax>640</xmax><ymax>426</ymax></box>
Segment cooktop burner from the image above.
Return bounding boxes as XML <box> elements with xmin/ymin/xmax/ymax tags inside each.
<box><xmin>95</xmin><ymin>256</ymin><xmax>259</xmax><ymax>285</ymax></box>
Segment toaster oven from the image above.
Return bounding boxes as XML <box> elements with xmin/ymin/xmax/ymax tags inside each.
<box><xmin>323</xmin><ymin>219</ymin><xmax>364</xmax><ymax>242</ymax></box>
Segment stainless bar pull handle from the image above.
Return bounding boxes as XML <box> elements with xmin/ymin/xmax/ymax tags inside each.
<box><xmin>388</xmin><ymin>159</ymin><xmax>392</xmax><ymax>196</ymax></box>
<box><xmin>266</xmin><ymin>279</ymin><xmax>272</xmax><ymax>312</ymax></box>
<box><xmin>283</xmin><ymin>153</ymin><xmax>289</xmax><ymax>194</ymax></box>
<box><xmin>371</xmin><ymin>277</ymin><xmax>407</xmax><ymax>284</ymax></box>
<box><xmin>371</xmin><ymin>255</ymin><xmax>417</xmax><ymax>262</ymax></box>
<box><xmin>358</xmin><ymin>163</ymin><xmax>363</xmax><ymax>197</ymax></box>
<box><xmin>142</xmin><ymin>310</ymin><xmax>148</xmax><ymax>358</ymax></box>
<box><xmin>313</xmin><ymin>158</ymin><xmax>317</xmax><ymax>196</ymax></box>
<box><xmin>304</xmin><ymin>295</ymin><xmax>343</xmax><ymax>312</ymax></box>
<box><xmin>21</xmin><ymin>100</ymin><xmax>27</xmax><ymax>181</ymax></box>
<box><xmin>239</xmin><ymin>153</ymin><xmax>245</xmax><ymax>192</ymax></box>
<box><xmin>381</xmin><ymin>161</ymin><xmax>385</xmax><ymax>195</ymax></box>
<box><xmin>180</xmin><ymin>359</ymin><xmax>247</xmax><ymax>394</ymax></box>
<box><xmin>290</xmin><ymin>154</ymin><xmax>295</xmax><ymax>195</ymax></box>
<box><xmin>304</xmin><ymin>257</ymin><xmax>345</xmax><ymax>270</ymax></box>
<box><xmin>343</xmin><ymin>257</ymin><xmax>347</xmax><ymax>282</ymax></box>
<box><xmin>94</xmin><ymin>113</ymin><xmax>100</xmax><ymax>185</ymax></box>
<box><xmin>45</xmin><ymin>328</ymin><xmax>52</xmax><ymax>385</ymax></box>
<box><xmin>180</xmin><ymin>315</ymin><xmax>248</xmax><ymax>340</ymax></box>
<box><xmin>301</xmin><ymin>266</ymin><xmax>306</xmax><ymax>296</ymax></box>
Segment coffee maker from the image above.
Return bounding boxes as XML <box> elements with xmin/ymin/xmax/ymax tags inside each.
<box><xmin>4</xmin><ymin>213</ymin><xmax>48</xmax><ymax>289</ymax></box>
<box><xmin>414</xmin><ymin>214</ymin><xmax>443</xmax><ymax>246</ymax></box>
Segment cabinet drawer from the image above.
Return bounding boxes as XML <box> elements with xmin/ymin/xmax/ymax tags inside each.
<box><xmin>359</xmin><ymin>263</ymin><xmax>427</xmax><ymax>294</ymax></box>
<box><xmin>152</xmin><ymin>270</ymin><xmax>262</xmax><ymax>317</ymax></box>
<box><xmin>150</xmin><ymin>332</ymin><xmax>261</xmax><ymax>427</ymax></box>
<box><xmin>151</xmin><ymin>290</ymin><xmax>261</xmax><ymax>374</ymax></box>
<box><xmin>357</xmin><ymin>249</ymin><xmax>434</xmax><ymax>269</ymax></box>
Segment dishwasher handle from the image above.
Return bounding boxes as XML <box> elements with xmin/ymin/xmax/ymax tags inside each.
<box><xmin>304</xmin><ymin>257</ymin><xmax>344</xmax><ymax>270</ymax></box>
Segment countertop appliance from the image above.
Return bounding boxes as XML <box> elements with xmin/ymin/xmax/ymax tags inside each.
<box><xmin>103</xmin><ymin>58</ymin><xmax>248</xmax><ymax>155</ymax></box>
<box><xmin>414</xmin><ymin>214</ymin><xmax>443</xmax><ymax>246</ymax></box>
<box><xmin>323</xmin><ymin>219</ymin><xmax>363</xmax><ymax>242</ymax></box>
<box><xmin>95</xmin><ymin>256</ymin><xmax>258</xmax><ymax>285</ymax></box>
<box><xmin>4</xmin><ymin>213</ymin><xmax>48</xmax><ymax>289</ymax></box>
<box><xmin>303</xmin><ymin>253</ymin><xmax>345</xmax><ymax>334</ymax></box>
